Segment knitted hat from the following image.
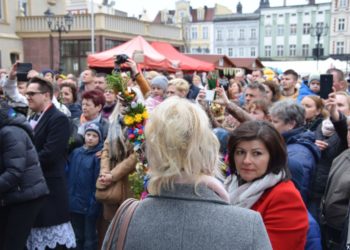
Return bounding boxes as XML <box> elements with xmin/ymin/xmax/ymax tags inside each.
<box><xmin>151</xmin><ymin>75</ymin><xmax>168</xmax><ymax>91</ymax></box>
<box><xmin>308</xmin><ymin>72</ymin><xmax>320</xmax><ymax>83</ymax></box>
<box><xmin>85</xmin><ymin>122</ymin><xmax>102</xmax><ymax>142</ymax></box>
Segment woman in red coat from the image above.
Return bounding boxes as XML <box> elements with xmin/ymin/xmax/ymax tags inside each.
<box><xmin>225</xmin><ymin>121</ymin><xmax>308</xmax><ymax>250</ymax></box>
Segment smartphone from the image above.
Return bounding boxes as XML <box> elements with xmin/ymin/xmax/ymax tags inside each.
<box><xmin>319</xmin><ymin>74</ymin><xmax>333</xmax><ymax>99</ymax></box>
<box><xmin>205</xmin><ymin>89</ymin><xmax>216</xmax><ymax>102</ymax></box>
<box><xmin>16</xmin><ymin>63</ymin><xmax>32</xmax><ymax>82</ymax></box>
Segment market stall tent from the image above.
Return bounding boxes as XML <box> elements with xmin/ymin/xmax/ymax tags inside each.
<box><xmin>151</xmin><ymin>41</ymin><xmax>215</xmax><ymax>71</ymax></box>
<box><xmin>87</xmin><ymin>36</ymin><xmax>178</xmax><ymax>71</ymax></box>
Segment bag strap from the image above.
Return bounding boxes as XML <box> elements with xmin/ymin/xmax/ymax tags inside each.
<box><xmin>105</xmin><ymin>198</ymin><xmax>139</xmax><ymax>250</ymax></box>
<box><xmin>117</xmin><ymin>199</ymin><xmax>139</xmax><ymax>250</ymax></box>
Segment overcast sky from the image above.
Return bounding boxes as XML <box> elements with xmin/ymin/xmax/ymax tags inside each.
<box><xmin>114</xmin><ymin>0</ymin><xmax>330</xmax><ymax>20</ymax></box>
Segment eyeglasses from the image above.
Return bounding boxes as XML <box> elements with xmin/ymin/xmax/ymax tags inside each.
<box><xmin>25</xmin><ymin>91</ymin><xmax>45</xmax><ymax>97</ymax></box>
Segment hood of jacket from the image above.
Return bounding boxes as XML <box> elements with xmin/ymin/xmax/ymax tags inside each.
<box><xmin>283</xmin><ymin>126</ymin><xmax>321</xmax><ymax>162</ymax></box>
<box><xmin>0</xmin><ymin>108</ymin><xmax>34</xmax><ymax>140</ymax></box>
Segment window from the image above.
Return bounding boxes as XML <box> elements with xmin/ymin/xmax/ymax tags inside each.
<box><xmin>216</xmin><ymin>30</ymin><xmax>222</xmax><ymax>41</ymax></box>
<box><xmin>239</xmin><ymin>29</ymin><xmax>245</xmax><ymax>40</ymax></box>
<box><xmin>10</xmin><ymin>53</ymin><xmax>19</xmax><ymax>64</ymax></box>
<box><xmin>251</xmin><ymin>47</ymin><xmax>256</xmax><ymax>57</ymax></box>
<box><xmin>291</xmin><ymin>13</ymin><xmax>296</xmax><ymax>16</ymax></box>
<box><xmin>290</xmin><ymin>24</ymin><xmax>297</xmax><ymax>35</ymax></box>
<box><xmin>105</xmin><ymin>40</ymin><xmax>123</xmax><ymax>50</ymax></box>
<box><xmin>336</xmin><ymin>41</ymin><xmax>345</xmax><ymax>54</ymax></box>
<box><xmin>338</xmin><ymin>18</ymin><xmax>345</xmax><ymax>31</ymax></box>
<box><xmin>191</xmin><ymin>27</ymin><xmax>198</xmax><ymax>40</ymax></box>
<box><xmin>19</xmin><ymin>0</ymin><xmax>28</xmax><ymax>16</ymax></box>
<box><xmin>61</xmin><ymin>40</ymin><xmax>92</xmax><ymax>75</ymax></box>
<box><xmin>265</xmin><ymin>46</ymin><xmax>271</xmax><ymax>57</ymax></box>
<box><xmin>277</xmin><ymin>25</ymin><xmax>284</xmax><ymax>36</ymax></box>
<box><xmin>185</xmin><ymin>27</ymin><xmax>190</xmax><ymax>40</ymax></box>
<box><xmin>265</xmin><ymin>26</ymin><xmax>272</xmax><ymax>37</ymax></box>
<box><xmin>340</xmin><ymin>0</ymin><xmax>348</xmax><ymax>7</ymax></box>
<box><xmin>304</xmin><ymin>12</ymin><xmax>309</xmax><ymax>16</ymax></box>
<box><xmin>239</xmin><ymin>48</ymin><xmax>244</xmax><ymax>57</ymax></box>
<box><xmin>266</xmin><ymin>15</ymin><xmax>271</xmax><ymax>18</ymax></box>
<box><xmin>318</xmin><ymin>11</ymin><xmax>323</xmax><ymax>14</ymax></box>
<box><xmin>303</xmin><ymin>23</ymin><xmax>311</xmax><ymax>34</ymax></box>
<box><xmin>228</xmin><ymin>48</ymin><xmax>233</xmax><ymax>57</ymax></box>
<box><xmin>289</xmin><ymin>45</ymin><xmax>296</xmax><ymax>56</ymax></box>
<box><xmin>277</xmin><ymin>45</ymin><xmax>284</xmax><ymax>56</ymax></box>
<box><xmin>202</xmin><ymin>26</ymin><xmax>208</xmax><ymax>39</ymax></box>
<box><xmin>278</xmin><ymin>14</ymin><xmax>284</xmax><ymax>17</ymax></box>
<box><xmin>251</xmin><ymin>29</ymin><xmax>256</xmax><ymax>39</ymax></box>
<box><xmin>228</xmin><ymin>29</ymin><xmax>234</xmax><ymax>40</ymax></box>
<box><xmin>302</xmin><ymin>44</ymin><xmax>309</xmax><ymax>56</ymax></box>
<box><xmin>217</xmin><ymin>48</ymin><xmax>222</xmax><ymax>54</ymax></box>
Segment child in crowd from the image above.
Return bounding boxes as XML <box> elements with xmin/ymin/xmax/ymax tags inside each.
<box><xmin>145</xmin><ymin>75</ymin><xmax>168</xmax><ymax>112</ymax></box>
<box><xmin>297</xmin><ymin>72</ymin><xmax>321</xmax><ymax>103</ymax></box>
<box><xmin>66</xmin><ymin>122</ymin><xmax>103</xmax><ymax>250</ymax></box>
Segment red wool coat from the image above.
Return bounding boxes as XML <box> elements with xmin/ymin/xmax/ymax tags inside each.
<box><xmin>251</xmin><ymin>180</ymin><xmax>309</xmax><ymax>250</ymax></box>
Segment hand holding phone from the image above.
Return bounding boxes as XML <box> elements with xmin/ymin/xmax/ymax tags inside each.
<box><xmin>319</xmin><ymin>74</ymin><xmax>333</xmax><ymax>99</ymax></box>
<box><xmin>16</xmin><ymin>63</ymin><xmax>32</xmax><ymax>82</ymax></box>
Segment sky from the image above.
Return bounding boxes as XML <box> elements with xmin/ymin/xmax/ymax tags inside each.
<box><xmin>114</xmin><ymin>0</ymin><xmax>330</xmax><ymax>20</ymax></box>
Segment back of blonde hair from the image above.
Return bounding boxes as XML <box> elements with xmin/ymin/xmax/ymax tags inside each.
<box><xmin>145</xmin><ymin>97</ymin><xmax>220</xmax><ymax>195</ymax></box>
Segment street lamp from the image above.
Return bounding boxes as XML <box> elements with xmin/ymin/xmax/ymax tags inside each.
<box><xmin>44</xmin><ymin>8</ymin><xmax>73</xmax><ymax>73</ymax></box>
<box><xmin>310</xmin><ymin>23</ymin><xmax>328</xmax><ymax>70</ymax></box>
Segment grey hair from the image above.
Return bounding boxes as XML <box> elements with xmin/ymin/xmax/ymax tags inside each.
<box><xmin>269</xmin><ymin>100</ymin><xmax>305</xmax><ymax>128</ymax></box>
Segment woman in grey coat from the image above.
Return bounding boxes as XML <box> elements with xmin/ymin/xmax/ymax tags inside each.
<box><xmin>103</xmin><ymin>97</ymin><xmax>272</xmax><ymax>250</ymax></box>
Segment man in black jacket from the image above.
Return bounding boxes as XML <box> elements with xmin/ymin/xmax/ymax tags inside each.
<box><xmin>26</xmin><ymin>76</ymin><xmax>76</xmax><ymax>249</ymax></box>
<box><xmin>0</xmin><ymin>99</ymin><xmax>48</xmax><ymax>249</ymax></box>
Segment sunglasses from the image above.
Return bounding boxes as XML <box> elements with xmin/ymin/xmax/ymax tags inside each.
<box><xmin>25</xmin><ymin>91</ymin><xmax>45</xmax><ymax>97</ymax></box>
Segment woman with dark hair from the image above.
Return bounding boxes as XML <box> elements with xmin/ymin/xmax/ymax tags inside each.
<box><xmin>262</xmin><ymin>80</ymin><xmax>281</xmax><ymax>104</ymax></box>
<box><xmin>72</xmin><ymin>89</ymin><xmax>109</xmax><ymax>149</ymax></box>
<box><xmin>225</xmin><ymin>121</ymin><xmax>308</xmax><ymax>250</ymax></box>
<box><xmin>60</xmin><ymin>82</ymin><xmax>82</xmax><ymax>119</ymax></box>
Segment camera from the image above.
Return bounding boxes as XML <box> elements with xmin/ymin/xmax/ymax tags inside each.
<box><xmin>115</xmin><ymin>54</ymin><xmax>129</xmax><ymax>65</ymax></box>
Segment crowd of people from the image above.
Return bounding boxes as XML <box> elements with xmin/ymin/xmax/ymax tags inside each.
<box><xmin>0</xmin><ymin>58</ymin><xmax>349</xmax><ymax>250</ymax></box>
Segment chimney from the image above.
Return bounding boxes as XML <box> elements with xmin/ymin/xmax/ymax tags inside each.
<box><xmin>283</xmin><ymin>0</ymin><xmax>287</xmax><ymax>6</ymax></box>
<box><xmin>309</xmin><ymin>0</ymin><xmax>316</xmax><ymax>4</ymax></box>
<box><xmin>236</xmin><ymin>2</ymin><xmax>242</xmax><ymax>14</ymax></box>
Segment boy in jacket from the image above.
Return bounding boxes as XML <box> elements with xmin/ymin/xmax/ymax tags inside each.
<box><xmin>66</xmin><ymin>122</ymin><xmax>103</xmax><ymax>250</ymax></box>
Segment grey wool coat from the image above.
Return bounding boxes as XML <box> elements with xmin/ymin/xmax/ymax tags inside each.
<box><xmin>103</xmin><ymin>183</ymin><xmax>272</xmax><ymax>250</ymax></box>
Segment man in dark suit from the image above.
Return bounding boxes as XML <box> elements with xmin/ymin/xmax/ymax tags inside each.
<box><xmin>26</xmin><ymin>76</ymin><xmax>76</xmax><ymax>249</ymax></box>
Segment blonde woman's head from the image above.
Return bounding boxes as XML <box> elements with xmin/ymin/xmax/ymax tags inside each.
<box><xmin>145</xmin><ymin>97</ymin><xmax>220</xmax><ymax>195</ymax></box>
<box><xmin>167</xmin><ymin>78</ymin><xmax>190</xmax><ymax>98</ymax></box>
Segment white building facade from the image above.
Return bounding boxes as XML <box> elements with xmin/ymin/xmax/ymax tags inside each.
<box><xmin>329</xmin><ymin>0</ymin><xmax>350</xmax><ymax>59</ymax></box>
<box><xmin>213</xmin><ymin>13</ymin><xmax>260</xmax><ymax>58</ymax></box>
<box><xmin>259</xmin><ymin>2</ymin><xmax>331</xmax><ymax>61</ymax></box>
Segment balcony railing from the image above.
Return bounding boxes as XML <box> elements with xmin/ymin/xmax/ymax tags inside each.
<box><xmin>16</xmin><ymin>13</ymin><xmax>182</xmax><ymax>41</ymax></box>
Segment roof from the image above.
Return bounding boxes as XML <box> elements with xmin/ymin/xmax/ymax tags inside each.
<box><xmin>229</xmin><ymin>58</ymin><xmax>264</xmax><ymax>70</ymax></box>
<box><xmin>190</xmin><ymin>7</ymin><xmax>215</xmax><ymax>22</ymax></box>
<box><xmin>186</xmin><ymin>54</ymin><xmax>236</xmax><ymax>68</ymax></box>
<box><xmin>151</xmin><ymin>41</ymin><xmax>215</xmax><ymax>71</ymax></box>
<box><xmin>214</xmin><ymin>13</ymin><xmax>260</xmax><ymax>22</ymax></box>
<box><xmin>153</xmin><ymin>6</ymin><xmax>216</xmax><ymax>24</ymax></box>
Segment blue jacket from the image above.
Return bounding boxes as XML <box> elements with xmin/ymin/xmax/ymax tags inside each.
<box><xmin>67</xmin><ymin>142</ymin><xmax>103</xmax><ymax>216</ymax></box>
<box><xmin>305</xmin><ymin>212</ymin><xmax>322</xmax><ymax>250</ymax></box>
<box><xmin>297</xmin><ymin>82</ymin><xmax>317</xmax><ymax>103</ymax></box>
<box><xmin>283</xmin><ymin>127</ymin><xmax>321</xmax><ymax>203</ymax></box>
